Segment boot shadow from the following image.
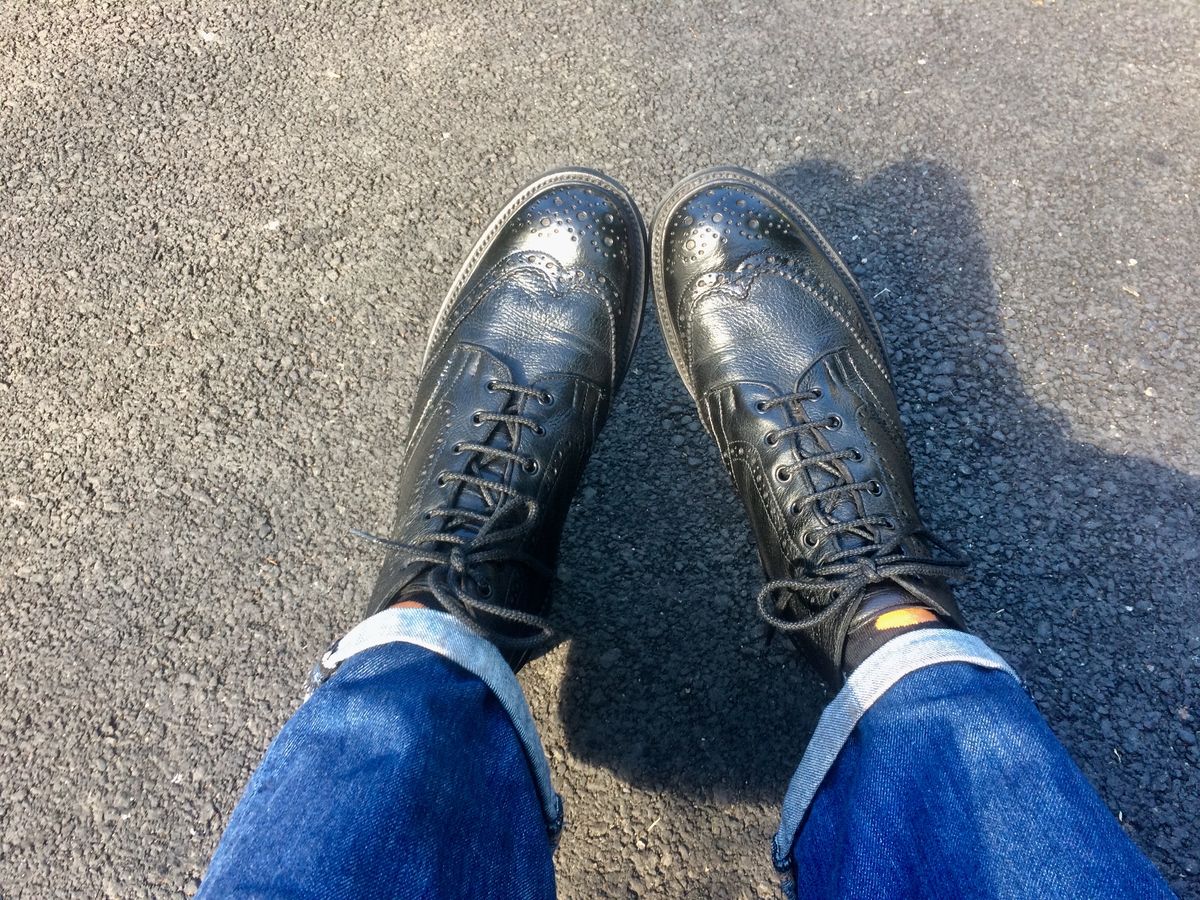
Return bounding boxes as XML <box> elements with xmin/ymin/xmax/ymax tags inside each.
<box><xmin>550</xmin><ymin>160</ymin><xmax>1199</xmax><ymax>876</ymax></box>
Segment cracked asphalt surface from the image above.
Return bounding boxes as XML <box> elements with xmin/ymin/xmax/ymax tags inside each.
<box><xmin>2</xmin><ymin>1</ymin><xmax>1198</xmax><ymax>896</ymax></box>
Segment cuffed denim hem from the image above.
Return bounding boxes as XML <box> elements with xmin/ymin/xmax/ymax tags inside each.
<box><xmin>772</xmin><ymin>629</ymin><xmax>1018</xmax><ymax>870</ymax></box>
<box><xmin>305</xmin><ymin>608</ymin><xmax>564</xmax><ymax>843</ymax></box>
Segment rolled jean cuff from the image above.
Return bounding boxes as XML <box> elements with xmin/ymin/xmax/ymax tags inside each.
<box><xmin>305</xmin><ymin>608</ymin><xmax>563</xmax><ymax>842</ymax></box>
<box><xmin>772</xmin><ymin>629</ymin><xmax>1018</xmax><ymax>870</ymax></box>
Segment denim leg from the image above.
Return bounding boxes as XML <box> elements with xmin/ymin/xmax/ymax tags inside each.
<box><xmin>200</xmin><ymin>610</ymin><xmax>557</xmax><ymax>900</ymax></box>
<box><xmin>781</xmin><ymin>633</ymin><xmax>1173</xmax><ymax>899</ymax></box>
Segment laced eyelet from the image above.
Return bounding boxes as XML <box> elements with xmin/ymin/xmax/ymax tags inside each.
<box><xmin>486</xmin><ymin>380</ymin><xmax>498</xmax><ymax>392</ymax></box>
<box><xmin>848</xmin><ymin>448</ymin><xmax>863</xmax><ymax>461</ymax></box>
<box><xmin>764</xmin><ymin>431</ymin><xmax>778</xmax><ymax>447</ymax></box>
<box><xmin>809</xmin><ymin>387</ymin><xmax>823</xmax><ymax>399</ymax></box>
<box><xmin>451</xmin><ymin>442</ymin><xmax>464</xmax><ymax>454</ymax></box>
<box><xmin>533</xmin><ymin>425</ymin><xmax>545</xmax><ymax>436</ymax></box>
<box><xmin>776</xmin><ymin>466</ymin><xmax>791</xmax><ymax>482</ymax></box>
<box><xmin>755</xmin><ymin>400</ymin><xmax>768</xmax><ymax>412</ymax></box>
<box><xmin>471</xmin><ymin>412</ymin><xmax>484</xmax><ymax>425</ymax></box>
<box><xmin>423</xmin><ymin>511</ymin><xmax>433</xmax><ymax>520</ymax></box>
<box><xmin>868</xmin><ymin>479</ymin><xmax>883</xmax><ymax>496</ymax></box>
<box><xmin>882</xmin><ymin>517</ymin><xmax>895</xmax><ymax>529</ymax></box>
<box><xmin>522</xmin><ymin>458</ymin><xmax>539</xmax><ymax>474</ymax></box>
<box><xmin>826</xmin><ymin>415</ymin><xmax>843</xmax><ymax>430</ymax></box>
<box><xmin>539</xmin><ymin>392</ymin><xmax>554</xmax><ymax>406</ymax></box>
<box><xmin>802</xmin><ymin>530</ymin><xmax>819</xmax><ymax>547</ymax></box>
<box><xmin>436</xmin><ymin>472</ymin><xmax>449</xmax><ymax>487</ymax></box>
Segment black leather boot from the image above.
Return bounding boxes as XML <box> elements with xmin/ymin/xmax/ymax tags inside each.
<box><xmin>652</xmin><ymin>166</ymin><xmax>967</xmax><ymax>683</ymax></box>
<box><xmin>362</xmin><ymin>169</ymin><xmax>647</xmax><ymax>669</ymax></box>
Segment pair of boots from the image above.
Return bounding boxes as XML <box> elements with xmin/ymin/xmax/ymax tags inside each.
<box><xmin>358</xmin><ymin>166</ymin><xmax>967</xmax><ymax>685</ymax></box>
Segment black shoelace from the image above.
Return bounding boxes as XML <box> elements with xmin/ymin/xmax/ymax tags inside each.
<box><xmin>354</xmin><ymin>380</ymin><xmax>555</xmax><ymax>652</ymax></box>
<box><xmin>752</xmin><ymin>389</ymin><xmax>968</xmax><ymax>633</ymax></box>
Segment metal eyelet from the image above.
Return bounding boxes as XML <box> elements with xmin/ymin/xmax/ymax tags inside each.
<box><xmin>802</xmin><ymin>530</ymin><xmax>819</xmax><ymax>547</ymax></box>
<box><xmin>755</xmin><ymin>400</ymin><xmax>768</xmax><ymax>412</ymax></box>
<box><xmin>764</xmin><ymin>431</ymin><xmax>778</xmax><ymax>447</ymax></box>
<box><xmin>451</xmin><ymin>442</ymin><xmax>464</xmax><ymax>454</ymax></box>
<box><xmin>809</xmin><ymin>387</ymin><xmax>823</xmax><ymax>399</ymax></box>
<box><xmin>539</xmin><ymin>392</ymin><xmax>554</xmax><ymax>406</ymax></box>
<box><xmin>533</xmin><ymin>425</ymin><xmax>545</xmax><ymax>436</ymax></box>
<box><xmin>471</xmin><ymin>412</ymin><xmax>484</xmax><ymax>425</ymax></box>
<box><xmin>790</xmin><ymin>500</ymin><xmax>803</xmax><ymax>515</ymax></box>
<box><xmin>523</xmin><ymin>459</ymin><xmax>539</xmax><ymax>474</ymax></box>
<box><xmin>848</xmin><ymin>448</ymin><xmax>863</xmax><ymax>461</ymax></box>
<box><xmin>436</xmin><ymin>473</ymin><xmax>449</xmax><ymax>487</ymax></box>
<box><xmin>826</xmin><ymin>415</ymin><xmax>843</xmax><ymax>430</ymax></box>
<box><xmin>776</xmin><ymin>466</ymin><xmax>791</xmax><ymax>482</ymax></box>
<box><xmin>868</xmin><ymin>479</ymin><xmax>883</xmax><ymax>495</ymax></box>
<box><xmin>486</xmin><ymin>380</ymin><xmax>498</xmax><ymax>392</ymax></box>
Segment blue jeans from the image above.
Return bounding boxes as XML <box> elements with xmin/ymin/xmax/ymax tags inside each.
<box><xmin>200</xmin><ymin>610</ymin><xmax>1173</xmax><ymax>899</ymax></box>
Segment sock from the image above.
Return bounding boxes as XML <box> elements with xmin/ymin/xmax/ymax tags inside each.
<box><xmin>841</xmin><ymin>587</ymin><xmax>950</xmax><ymax>675</ymax></box>
<box><xmin>388</xmin><ymin>585</ymin><xmax>440</xmax><ymax>611</ymax></box>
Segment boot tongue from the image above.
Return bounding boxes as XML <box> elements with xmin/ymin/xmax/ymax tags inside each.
<box><xmin>450</xmin><ymin>385</ymin><xmax>528</xmax><ymax>538</ymax></box>
<box><xmin>400</xmin><ymin>409</ymin><xmax>522</xmax><ymax>608</ymax></box>
<box><xmin>789</xmin><ymin>375</ymin><xmax>875</xmax><ymax>555</ymax></box>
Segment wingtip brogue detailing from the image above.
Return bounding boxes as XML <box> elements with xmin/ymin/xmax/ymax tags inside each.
<box><xmin>511</xmin><ymin>188</ymin><xmax>634</xmax><ymax>266</ymax></box>
<box><xmin>365</xmin><ymin>169</ymin><xmax>647</xmax><ymax>669</ymax></box>
<box><xmin>653</xmin><ymin>167</ymin><xmax>968</xmax><ymax>683</ymax></box>
<box><xmin>654</xmin><ymin>167</ymin><xmax>890</xmax><ymax>378</ymax></box>
<box><xmin>423</xmin><ymin>170</ymin><xmax>644</xmax><ymax>373</ymax></box>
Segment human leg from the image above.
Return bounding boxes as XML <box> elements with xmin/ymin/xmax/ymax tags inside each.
<box><xmin>200</xmin><ymin>168</ymin><xmax>648</xmax><ymax>896</ymax></box>
<box><xmin>651</xmin><ymin>166</ymin><xmax>1172</xmax><ymax>898</ymax></box>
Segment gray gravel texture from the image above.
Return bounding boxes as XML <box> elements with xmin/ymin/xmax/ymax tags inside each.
<box><xmin>2</xmin><ymin>0</ymin><xmax>1198</xmax><ymax>897</ymax></box>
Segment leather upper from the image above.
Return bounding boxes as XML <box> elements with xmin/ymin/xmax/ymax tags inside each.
<box><xmin>367</xmin><ymin>171</ymin><xmax>646</xmax><ymax>668</ymax></box>
<box><xmin>653</xmin><ymin>168</ymin><xmax>965</xmax><ymax>682</ymax></box>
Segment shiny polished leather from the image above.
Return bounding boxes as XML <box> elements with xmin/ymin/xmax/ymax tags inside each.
<box><xmin>652</xmin><ymin>167</ymin><xmax>966</xmax><ymax>683</ymax></box>
<box><xmin>365</xmin><ymin>169</ymin><xmax>647</xmax><ymax>669</ymax></box>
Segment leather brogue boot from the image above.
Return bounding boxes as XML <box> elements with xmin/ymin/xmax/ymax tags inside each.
<box><xmin>362</xmin><ymin>168</ymin><xmax>648</xmax><ymax>669</ymax></box>
<box><xmin>652</xmin><ymin>167</ymin><xmax>967</xmax><ymax>684</ymax></box>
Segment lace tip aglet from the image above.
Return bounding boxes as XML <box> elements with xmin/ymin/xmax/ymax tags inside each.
<box><xmin>350</xmin><ymin>528</ymin><xmax>388</xmax><ymax>546</ymax></box>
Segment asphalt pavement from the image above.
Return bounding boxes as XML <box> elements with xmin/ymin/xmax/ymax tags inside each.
<box><xmin>1</xmin><ymin>1</ymin><xmax>1197</xmax><ymax>896</ymax></box>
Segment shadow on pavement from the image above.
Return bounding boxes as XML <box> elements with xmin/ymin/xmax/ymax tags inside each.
<box><xmin>553</xmin><ymin>157</ymin><xmax>1200</xmax><ymax>858</ymax></box>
